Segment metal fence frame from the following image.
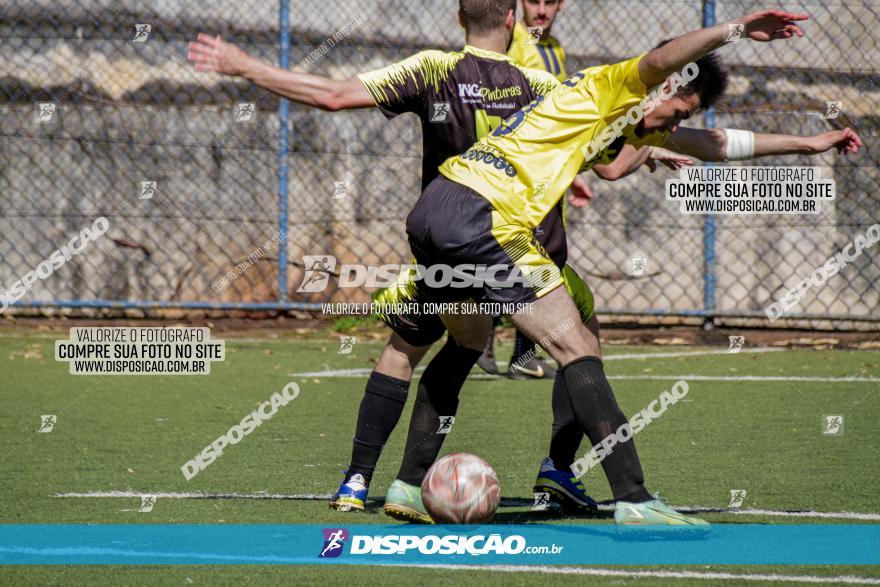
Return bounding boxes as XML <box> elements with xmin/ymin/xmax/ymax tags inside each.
<box><xmin>6</xmin><ymin>0</ymin><xmax>877</xmax><ymax>325</ymax></box>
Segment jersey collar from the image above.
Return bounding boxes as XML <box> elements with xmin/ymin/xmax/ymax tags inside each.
<box><xmin>463</xmin><ymin>44</ymin><xmax>514</xmax><ymax>62</ymax></box>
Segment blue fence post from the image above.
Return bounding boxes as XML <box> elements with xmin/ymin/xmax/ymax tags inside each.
<box><xmin>277</xmin><ymin>0</ymin><xmax>292</xmax><ymax>303</ymax></box>
<box><xmin>702</xmin><ymin>0</ymin><xmax>717</xmax><ymax>326</ymax></box>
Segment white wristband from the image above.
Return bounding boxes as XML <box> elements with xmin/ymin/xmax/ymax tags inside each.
<box><xmin>725</xmin><ymin>129</ymin><xmax>755</xmax><ymax>161</ymax></box>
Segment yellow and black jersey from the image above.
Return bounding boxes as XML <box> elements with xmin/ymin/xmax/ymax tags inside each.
<box><xmin>508</xmin><ymin>21</ymin><xmax>567</xmax><ymax>81</ymax></box>
<box><xmin>439</xmin><ymin>54</ymin><xmax>670</xmax><ymax>229</ymax></box>
<box><xmin>357</xmin><ymin>45</ymin><xmax>559</xmax><ymax>189</ymax></box>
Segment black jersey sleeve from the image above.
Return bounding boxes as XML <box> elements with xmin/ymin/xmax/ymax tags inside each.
<box><xmin>356</xmin><ymin>50</ymin><xmax>464</xmax><ymax>118</ymax></box>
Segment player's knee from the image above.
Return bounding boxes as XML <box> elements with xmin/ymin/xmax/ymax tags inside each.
<box><xmin>377</xmin><ymin>343</ymin><xmax>425</xmax><ymax>380</ymax></box>
<box><xmin>450</xmin><ymin>330</ymin><xmax>488</xmax><ymax>352</ymax></box>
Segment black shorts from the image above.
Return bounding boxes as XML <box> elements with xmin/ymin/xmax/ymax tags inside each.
<box><xmin>404</xmin><ymin>175</ymin><xmax>565</xmax><ymax>307</ymax></box>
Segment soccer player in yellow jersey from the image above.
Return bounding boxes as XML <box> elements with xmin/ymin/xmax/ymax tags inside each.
<box><xmin>406</xmin><ymin>9</ymin><xmax>862</xmax><ymax>525</ymax></box>
<box><xmin>490</xmin><ymin>0</ymin><xmax>593</xmax><ymax>380</ymax></box>
<box><xmin>508</xmin><ymin>0</ymin><xmax>567</xmax><ymax>81</ymax></box>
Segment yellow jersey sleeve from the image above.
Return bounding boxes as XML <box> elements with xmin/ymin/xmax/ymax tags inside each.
<box><xmin>357</xmin><ymin>50</ymin><xmax>462</xmax><ymax>116</ymax></box>
<box><xmin>513</xmin><ymin>64</ymin><xmax>560</xmax><ymax>97</ymax></box>
<box><xmin>439</xmin><ymin>54</ymin><xmax>651</xmax><ymax>228</ymax></box>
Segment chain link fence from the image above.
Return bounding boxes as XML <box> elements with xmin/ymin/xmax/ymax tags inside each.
<box><xmin>1</xmin><ymin>0</ymin><xmax>877</xmax><ymax>327</ymax></box>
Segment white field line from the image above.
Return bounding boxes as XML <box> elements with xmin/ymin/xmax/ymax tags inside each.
<box><xmin>392</xmin><ymin>565</ymin><xmax>880</xmax><ymax>585</ymax></box>
<box><xmin>288</xmin><ymin>347</ymin><xmax>790</xmax><ymax>378</ymax></box>
<box><xmin>53</xmin><ymin>491</ymin><xmax>880</xmax><ymax>521</ymax></box>
<box><xmin>608</xmin><ymin>375</ymin><xmax>880</xmax><ymax>383</ymax></box>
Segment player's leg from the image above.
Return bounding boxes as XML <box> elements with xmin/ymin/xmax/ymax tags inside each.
<box><xmin>511</xmin><ymin>285</ymin><xmax>706</xmax><ymax>525</ymax></box>
<box><xmin>384</xmin><ymin>310</ymin><xmax>491</xmax><ymax>523</ymax></box>
<box><xmin>508</xmin><ymin>329</ymin><xmax>557</xmax><ymax>380</ymax></box>
<box><xmin>330</xmin><ymin>334</ymin><xmax>432</xmax><ymax>512</ymax></box>
<box><xmin>476</xmin><ymin>317</ymin><xmax>500</xmax><ymax>375</ymax></box>
<box><xmin>534</xmin><ymin>265</ymin><xmax>598</xmax><ymax>512</ymax></box>
<box><xmin>330</xmin><ymin>273</ymin><xmax>443</xmax><ymax>512</ymax></box>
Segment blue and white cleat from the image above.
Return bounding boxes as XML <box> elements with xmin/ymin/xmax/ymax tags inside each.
<box><xmin>330</xmin><ymin>473</ymin><xmax>368</xmax><ymax>512</ymax></box>
<box><xmin>533</xmin><ymin>457</ymin><xmax>598</xmax><ymax>514</ymax></box>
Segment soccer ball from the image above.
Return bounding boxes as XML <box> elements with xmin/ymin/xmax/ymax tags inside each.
<box><xmin>421</xmin><ymin>452</ymin><xmax>501</xmax><ymax>524</ymax></box>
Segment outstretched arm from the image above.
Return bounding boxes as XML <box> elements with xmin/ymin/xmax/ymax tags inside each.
<box><xmin>188</xmin><ymin>34</ymin><xmax>374</xmax><ymax>111</ymax></box>
<box><xmin>637</xmin><ymin>10</ymin><xmax>808</xmax><ymax>88</ymax></box>
<box><xmin>593</xmin><ymin>145</ymin><xmax>693</xmax><ymax>181</ymax></box>
<box><xmin>664</xmin><ymin>127</ymin><xmax>862</xmax><ymax>162</ymax></box>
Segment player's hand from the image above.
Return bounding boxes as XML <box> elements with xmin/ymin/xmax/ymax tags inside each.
<box><xmin>807</xmin><ymin>128</ymin><xmax>863</xmax><ymax>155</ymax></box>
<box><xmin>568</xmin><ymin>176</ymin><xmax>594</xmax><ymax>208</ymax></box>
<box><xmin>188</xmin><ymin>33</ymin><xmax>251</xmax><ymax>77</ymax></box>
<box><xmin>734</xmin><ymin>10</ymin><xmax>808</xmax><ymax>42</ymax></box>
<box><xmin>644</xmin><ymin>147</ymin><xmax>694</xmax><ymax>173</ymax></box>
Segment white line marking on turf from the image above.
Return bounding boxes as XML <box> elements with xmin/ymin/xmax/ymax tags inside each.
<box><xmin>287</xmin><ymin>348</ymin><xmax>791</xmax><ymax>378</ymax></box>
<box><xmin>395</xmin><ymin>565</ymin><xmax>880</xmax><ymax>585</ymax></box>
<box><xmin>53</xmin><ymin>491</ymin><xmax>880</xmax><ymax>521</ymax></box>
<box><xmin>605</xmin><ymin>347</ymin><xmax>784</xmax><ymax>360</ymax></box>
<box><xmin>607</xmin><ymin>375</ymin><xmax>880</xmax><ymax>383</ymax></box>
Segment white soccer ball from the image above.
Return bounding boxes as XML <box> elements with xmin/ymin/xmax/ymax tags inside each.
<box><xmin>421</xmin><ymin>452</ymin><xmax>501</xmax><ymax>524</ymax></box>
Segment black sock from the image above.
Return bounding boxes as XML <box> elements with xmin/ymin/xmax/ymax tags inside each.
<box><xmin>548</xmin><ymin>373</ymin><xmax>583</xmax><ymax>472</ymax></box>
<box><xmin>396</xmin><ymin>339</ymin><xmax>482</xmax><ymax>486</ymax></box>
<box><xmin>348</xmin><ymin>371</ymin><xmax>410</xmax><ymax>482</ymax></box>
<box><xmin>560</xmin><ymin>357</ymin><xmax>652</xmax><ymax>503</ymax></box>
<box><xmin>511</xmin><ymin>330</ymin><xmax>536</xmax><ymax>364</ymax></box>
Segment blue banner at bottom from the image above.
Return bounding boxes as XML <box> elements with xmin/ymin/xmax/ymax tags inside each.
<box><xmin>0</xmin><ymin>524</ymin><xmax>877</xmax><ymax>565</ymax></box>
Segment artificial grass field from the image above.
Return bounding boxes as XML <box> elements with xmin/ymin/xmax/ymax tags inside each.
<box><xmin>1</xmin><ymin>327</ymin><xmax>878</xmax><ymax>585</ymax></box>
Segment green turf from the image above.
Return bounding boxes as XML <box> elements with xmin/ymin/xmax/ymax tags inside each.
<box><xmin>1</xmin><ymin>331</ymin><xmax>878</xmax><ymax>584</ymax></box>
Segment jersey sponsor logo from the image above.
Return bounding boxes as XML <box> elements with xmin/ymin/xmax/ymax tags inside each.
<box><xmin>460</xmin><ymin>146</ymin><xmax>517</xmax><ymax>177</ymax></box>
<box><xmin>458</xmin><ymin>83</ymin><xmax>523</xmax><ymax>104</ymax></box>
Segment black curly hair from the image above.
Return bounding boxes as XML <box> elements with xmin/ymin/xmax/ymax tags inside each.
<box><xmin>655</xmin><ymin>39</ymin><xmax>729</xmax><ymax>110</ymax></box>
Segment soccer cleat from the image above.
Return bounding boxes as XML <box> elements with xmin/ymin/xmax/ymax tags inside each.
<box><xmin>476</xmin><ymin>337</ymin><xmax>499</xmax><ymax>375</ymax></box>
<box><xmin>533</xmin><ymin>457</ymin><xmax>598</xmax><ymax>513</ymax></box>
<box><xmin>329</xmin><ymin>473</ymin><xmax>368</xmax><ymax>512</ymax></box>
<box><xmin>508</xmin><ymin>356</ymin><xmax>557</xmax><ymax>380</ymax></box>
<box><xmin>614</xmin><ymin>495</ymin><xmax>709</xmax><ymax>526</ymax></box>
<box><xmin>383</xmin><ymin>479</ymin><xmax>433</xmax><ymax>524</ymax></box>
